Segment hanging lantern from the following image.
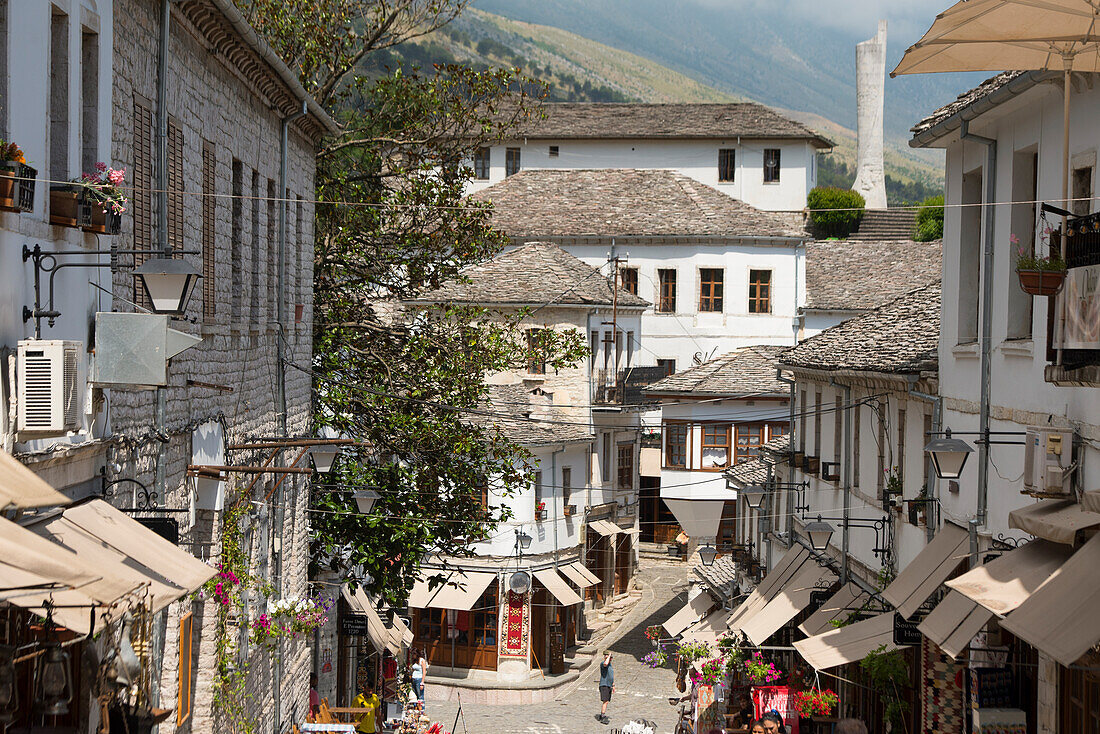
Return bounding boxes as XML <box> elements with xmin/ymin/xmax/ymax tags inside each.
<box><xmin>0</xmin><ymin>645</ymin><xmax>17</xmax><ymax>725</ymax></box>
<box><xmin>697</xmin><ymin>544</ymin><xmax>718</xmax><ymax>567</ymax></box>
<box><xmin>34</xmin><ymin>641</ymin><xmax>71</xmax><ymax>716</ymax></box>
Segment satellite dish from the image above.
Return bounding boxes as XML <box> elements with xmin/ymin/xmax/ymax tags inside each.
<box><xmin>509</xmin><ymin>571</ymin><xmax>531</xmax><ymax>594</ymax></box>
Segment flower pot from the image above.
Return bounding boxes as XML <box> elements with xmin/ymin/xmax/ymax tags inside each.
<box><xmin>563</xmin><ymin>504</ymin><xmax>576</xmax><ymax>517</ymax></box>
<box><xmin>83</xmin><ymin>204</ymin><xmax>121</xmax><ymax>234</ymax></box>
<box><xmin>535</xmin><ymin>509</ymin><xmax>546</xmax><ymax>522</ymax></box>
<box><xmin>1017</xmin><ymin>268</ymin><xmax>1066</xmax><ymax>296</ymax></box>
<box><xmin>0</xmin><ymin>168</ymin><xmax>15</xmax><ymax>211</ymax></box>
<box><xmin>49</xmin><ymin>185</ymin><xmax>80</xmax><ymax>227</ymax></box>
<box><xmin>666</xmin><ymin>544</ymin><xmax>681</xmax><ymax>557</ymax></box>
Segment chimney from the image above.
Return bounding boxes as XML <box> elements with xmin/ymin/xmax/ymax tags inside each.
<box><xmin>852</xmin><ymin>20</ymin><xmax>888</xmax><ymax>210</ymax></box>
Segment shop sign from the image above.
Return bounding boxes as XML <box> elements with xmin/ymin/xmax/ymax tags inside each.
<box><xmin>341</xmin><ymin>613</ymin><xmax>370</xmax><ymax>636</ymax></box>
<box><xmin>893</xmin><ymin>612</ymin><xmax>922</xmax><ymax>646</ymax></box>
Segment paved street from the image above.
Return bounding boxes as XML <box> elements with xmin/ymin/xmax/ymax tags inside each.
<box><xmin>427</xmin><ymin>558</ymin><xmax>693</xmax><ymax>734</ymax></box>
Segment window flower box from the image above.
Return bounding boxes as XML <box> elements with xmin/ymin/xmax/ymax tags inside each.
<box><xmin>563</xmin><ymin>504</ymin><xmax>577</xmax><ymax>517</ymax></box>
<box><xmin>0</xmin><ymin>162</ymin><xmax>35</xmax><ymax>212</ymax></box>
<box><xmin>535</xmin><ymin>502</ymin><xmax>546</xmax><ymax>522</ymax></box>
<box><xmin>1016</xmin><ymin>269</ymin><xmax>1066</xmax><ymax>296</ymax></box>
<box><xmin>804</xmin><ymin>456</ymin><xmax>820</xmax><ymax>474</ymax></box>
<box><xmin>83</xmin><ymin>201</ymin><xmax>122</xmax><ymax>234</ymax></box>
<box><xmin>666</xmin><ymin>544</ymin><xmax>683</xmax><ymax>558</ymax></box>
<box><xmin>49</xmin><ymin>184</ymin><xmax>86</xmax><ymax>228</ymax></box>
<box><xmin>73</xmin><ymin>163</ymin><xmax>127</xmax><ymax>234</ymax></box>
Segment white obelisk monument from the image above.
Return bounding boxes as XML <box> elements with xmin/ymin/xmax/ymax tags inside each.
<box><xmin>853</xmin><ymin>20</ymin><xmax>888</xmax><ymax>209</ymax></box>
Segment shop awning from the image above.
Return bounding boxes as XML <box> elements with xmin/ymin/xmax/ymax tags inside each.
<box><xmin>882</xmin><ymin>522</ymin><xmax>969</xmax><ymax>619</ymax></box>
<box><xmin>920</xmin><ymin>540</ymin><xmax>1073</xmax><ymax>659</ymax></box>
<box><xmin>533</xmin><ymin>568</ymin><xmax>583</xmax><ymax>606</ymax></box>
<box><xmin>740</xmin><ymin>559</ymin><xmax>836</xmax><ymax>645</ymax></box>
<box><xmin>663</xmin><ymin>592</ymin><xmax>716</xmax><ymax>638</ymax></box>
<box><xmin>0</xmin><ymin>451</ymin><xmax>70</xmax><ymax>509</ymax></box>
<box><xmin>1007</xmin><ymin>499</ymin><xmax>1100</xmax><ymax>545</ymax></box>
<box><xmin>621</xmin><ymin>527</ymin><xmax>641</xmax><ymax>538</ymax></box>
<box><xmin>793</xmin><ymin>612</ymin><xmax>902</xmax><ymax>670</ymax></box>
<box><xmin>407</xmin><ymin>569</ymin><xmax>496</xmax><ymax>611</ymax></box>
<box><xmin>343</xmin><ymin>586</ymin><xmax>399</xmax><ymax>655</ymax></box>
<box><xmin>559</xmin><ymin>561</ymin><xmax>599</xmax><ymax>588</ymax></box>
<box><xmin>727</xmin><ymin>544</ymin><xmax>810</xmax><ymax>633</ymax></box>
<box><xmin>391</xmin><ymin>613</ymin><xmax>414</xmax><ymax>648</ymax></box>
<box><xmin>1002</xmin><ymin>531</ymin><xmax>1100</xmax><ymax>666</ymax></box>
<box><xmin>799</xmin><ymin>582</ymin><xmax>868</xmax><ymax>637</ymax></box>
<box><xmin>1082</xmin><ymin>490</ymin><xmax>1100</xmax><ymax>515</ymax></box>
<box><xmin>588</xmin><ymin>519</ymin><xmax>621</xmax><ymax>537</ymax></box>
<box><xmin>681</xmin><ymin>609</ymin><xmax>728</xmax><ymax>647</ymax></box>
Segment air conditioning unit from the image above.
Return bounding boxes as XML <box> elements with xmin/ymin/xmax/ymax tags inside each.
<box><xmin>1023</xmin><ymin>426</ymin><xmax>1074</xmax><ymax>495</ymax></box>
<box><xmin>17</xmin><ymin>340</ymin><xmax>82</xmax><ymax>436</ymax></box>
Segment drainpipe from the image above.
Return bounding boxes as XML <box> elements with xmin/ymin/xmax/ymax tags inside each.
<box><xmin>550</xmin><ymin>446</ymin><xmax>565</xmax><ymax>570</ymax></box>
<box><xmin>960</xmin><ymin>120</ymin><xmax>996</xmax><ymax>529</ymax></box>
<box><xmin>907</xmin><ymin>376</ymin><xmax>941</xmax><ymax>542</ymax></box>
<box><xmin>831</xmin><ymin>380</ymin><xmax>852</xmax><ymax>585</ymax></box>
<box><xmin>776</xmin><ymin>369</ymin><xmax>796</xmax><ymax>542</ymax></box>
<box><xmin>150</xmin><ymin>1</ymin><xmax>171</xmax><ymax>727</ymax></box>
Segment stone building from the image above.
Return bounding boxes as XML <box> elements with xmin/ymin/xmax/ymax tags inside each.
<box><xmin>0</xmin><ymin>1</ymin><xmax>334</xmax><ymax>733</ymax></box>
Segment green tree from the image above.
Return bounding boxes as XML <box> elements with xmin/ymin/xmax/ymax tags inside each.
<box><xmin>236</xmin><ymin>0</ymin><xmax>586</xmax><ymax>604</ymax></box>
<box><xmin>914</xmin><ymin>195</ymin><xmax>945</xmax><ymax>241</ymax></box>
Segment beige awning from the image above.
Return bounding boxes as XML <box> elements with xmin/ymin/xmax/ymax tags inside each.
<box><xmin>559</xmin><ymin>561</ymin><xmax>598</xmax><ymax>588</ymax></box>
<box><xmin>799</xmin><ymin>582</ymin><xmax>868</xmax><ymax>637</ymax></box>
<box><xmin>391</xmin><ymin>613</ymin><xmax>414</xmax><ymax>649</ymax></box>
<box><xmin>533</xmin><ymin>568</ymin><xmax>583</xmax><ymax>606</ymax></box>
<box><xmin>921</xmin><ymin>540</ymin><xmax>1073</xmax><ymax>659</ymax></box>
<box><xmin>1008</xmin><ymin>499</ymin><xmax>1100</xmax><ymax>545</ymax></box>
<box><xmin>681</xmin><ymin>609</ymin><xmax>728</xmax><ymax>647</ymax></box>
<box><xmin>740</xmin><ymin>559</ymin><xmax>836</xmax><ymax>645</ymax></box>
<box><xmin>1002</xmin><ymin>531</ymin><xmax>1100</xmax><ymax>666</ymax></box>
<box><xmin>1082</xmin><ymin>490</ymin><xmax>1100</xmax><ymax>515</ymax></box>
<box><xmin>621</xmin><ymin>527</ymin><xmax>641</xmax><ymax>538</ymax></box>
<box><xmin>793</xmin><ymin>612</ymin><xmax>902</xmax><ymax>670</ymax></box>
<box><xmin>588</xmin><ymin>519</ymin><xmax>621</xmax><ymax>537</ymax></box>
<box><xmin>664</xmin><ymin>592</ymin><xmax>716</xmax><ymax>638</ymax></box>
<box><xmin>882</xmin><ymin>523</ymin><xmax>969</xmax><ymax>619</ymax></box>
<box><xmin>343</xmin><ymin>586</ymin><xmax>399</xmax><ymax>655</ymax></box>
<box><xmin>407</xmin><ymin>569</ymin><xmax>496</xmax><ymax>611</ymax></box>
<box><xmin>0</xmin><ymin>451</ymin><xmax>70</xmax><ymax>509</ymax></box>
<box><xmin>727</xmin><ymin>544</ymin><xmax>810</xmax><ymax>632</ymax></box>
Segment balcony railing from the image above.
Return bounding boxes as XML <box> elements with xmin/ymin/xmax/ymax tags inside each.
<box><xmin>592</xmin><ymin>366</ymin><xmax>668</xmax><ymax>405</ymax></box>
<box><xmin>1045</xmin><ymin>224</ymin><xmax>1100</xmax><ymax>384</ymax></box>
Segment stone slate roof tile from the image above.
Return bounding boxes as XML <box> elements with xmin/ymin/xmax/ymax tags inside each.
<box><xmin>694</xmin><ymin>556</ymin><xmax>739</xmax><ymax>592</ymax></box>
<box><xmin>473</xmin><ymin>169</ymin><xmax>807</xmax><ymax>239</ymax></box>
<box><xmin>761</xmin><ymin>433</ymin><xmax>790</xmax><ymax>456</ymax></box>
<box><xmin>781</xmin><ymin>281</ymin><xmax>941</xmax><ymax>374</ymax></box>
<box><xmin>911</xmin><ymin>71</ymin><xmax>1024</xmax><ymax>136</ymax></box>
<box><xmin>644</xmin><ymin>345</ymin><xmax>790</xmax><ymax>397</ymax></box>
<box><xmin>473</xmin><ymin>384</ymin><xmax>594</xmax><ymax>446</ymax></box>
<box><xmin>805</xmin><ymin>239</ymin><xmax>942</xmax><ymax>312</ymax></box>
<box><xmin>510</xmin><ymin>103</ymin><xmax>832</xmax><ymax>147</ymax></box>
<box><xmin>411</xmin><ymin>242</ymin><xmax>648</xmax><ymax>308</ymax></box>
<box><xmin>725</xmin><ymin>458</ymin><xmax>769</xmax><ymax>487</ymax></box>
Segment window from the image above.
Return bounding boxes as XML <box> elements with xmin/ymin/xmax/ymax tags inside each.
<box><xmin>589</xmin><ymin>330</ymin><xmax>598</xmax><ymax>368</ymax></box>
<box><xmin>617</xmin><ymin>444</ymin><xmax>633</xmax><ymax>490</ymax></box>
<box><xmin>1061</xmin><ymin>666</ymin><xmax>1100</xmax><ymax>733</ymax></box>
<box><xmin>799</xmin><ymin>390</ymin><xmax>807</xmax><ymax>452</ymax></box>
<box><xmin>268</xmin><ymin>179</ymin><xmax>278</xmax><ymax>324</ymax></box>
<box><xmin>748</xmin><ymin>270</ymin><xmax>772</xmax><ymax>314</ymax></box>
<box><xmin>132</xmin><ymin>98</ymin><xmax>154</xmax><ymax>306</ymax></box>
<box><xmin>922</xmin><ymin>413</ymin><xmax>932</xmax><ymax>491</ymax></box>
<box><xmin>701</xmin><ymin>424</ymin><xmax>731</xmax><ymax>468</ymax></box>
<box><xmin>657</xmin><ymin>358</ymin><xmax>676</xmax><ymax>376</ymax></box>
<box><xmin>834</xmin><ymin>391</ymin><xmax>843</xmax><ymax>463</ymax></box>
<box><xmin>250</xmin><ymin>170</ymin><xmax>261</xmax><ymax>325</ymax></box>
<box><xmin>718</xmin><ymin>148</ymin><xmax>736</xmax><ymax>182</ymax></box>
<box><xmin>658</xmin><ymin>269</ymin><xmax>677</xmax><ymax>313</ymax></box>
<box><xmin>477</xmin><ymin>483</ymin><xmax>489</xmax><ymax>510</ymax></box>
<box><xmin>665</xmin><ymin>423</ymin><xmax>687</xmax><ymax>468</ymax></box>
<box><xmin>296</xmin><ymin>196</ymin><xmax>306</xmax><ymax>323</ymax></box>
<box><xmin>1073</xmin><ymin>166</ymin><xmax>1094</xmax><ymax>216</ymax></box>
<box><xmin>734</xmin><ymin>424</ymin><xmax>764</xmax><ymax>463</ymax></box>
<box><xmin>231</xmin><ymin>160</ymin><xmax>244</xmax><ymax>323</ymax></box>
<box><xmin>699</xmin><ymin>268</ymin><xmax>724</xmax><ymax>312</ymax></box>
<box><xmin>618</xmin><ymin>267</ymin><xmax>638</xmax><ymax>295</ymax></box>
<box><xmin>525</xmin><ymin>328</ymin><xmax>547</xmax><ymax>374</ymax></box>
<box><xmin>549</xmin><ymin>145</ymin><xmax>559</xmax><ymax>157</ymax></box>
<box><xmin>177</xmin><ymin>611</ymin><xmax>194</xmax><ymax>725</ymax></box>
<box><xmin>813</xmin><ymin>390</ymin><xmax>822</xmax><ymax>457</ymax></box>
<box><xmin>81</xmin><ymin>30</ymin><xmax>99</xmax><ymax>175</ymax></box>
<box><xmin>959</xmin><ymin>170</ymin><xmax>983</xmax><ymax>342</ymax></box>
<box><xmin>49</xmin><ymin>10</ymin><xmax>70</xmax><ymax>185</ymax></box>
<box><xmin>853</xmin><ymin>404</ymin><xmax>861</xmax><ymax>487</ymax></box>
<box><xmin>168</xmin><ymin>121</ymin><xmax>184</xmax><ymax>251</ymax></box>
<box><xmin>602</xmin><ymin>433</ymin><xmax>611</xmax><ymax>481</ymax></box>
<box><xmin>876</xmin><ymin>402</ymin><xmax>886</xmax><ymax>498</ymax></box>
<box><xmin>768</xmin><ymin>423</ymin><xmax>789</xmax><ymax>441</ymax></box>
<box><xmin>764</xmin><ymin>148</ymin><xmax>781</xmax><ymax>183</ymax></box>
<box><xmin>897</xmin><ymin>406</ymin><xmax>907</xmax><ymax>485</ymax></box>
<box><xmin>626</xmin><ymin>331</ymin><xmax>634</xmax><ymax>368</ymax></box>
<box><xmin>534</xmin><ymin>470</ymin><xmax>543</xmax><ymax>506</ymax></box>
<box><xmin>562</xmin><ymin>467</ymin><xmax>572</xmax><ymax>505</ymax></box>
<box><xmin>202</xmin><ymin>142</ymin><xmax>216</xmax><ymax>322</ymax></box>
<box><xmin>505</xmin><ymin>147</ymin><xmax>520</xmax><ymax>176</ymax></box>
<box><xmin>1008</xmin><ymin>149</ymin><xmax>1038</xmax><ymax>339</ymax></box>
<box><xmin>473</xmin><ymin>147</ymin><xmax>490</xmax><ymax>180</ymax></box>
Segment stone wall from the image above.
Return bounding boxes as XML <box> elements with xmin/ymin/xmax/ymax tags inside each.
<box><xmin>1037</xmin><ymin>653</ymin><xmax>1058</xmax><ymax>734</ymax></box>
<box><xmin>108</xmin><ymin>2</ymin><xmax>320</xmax><ymax>733</ymax></box>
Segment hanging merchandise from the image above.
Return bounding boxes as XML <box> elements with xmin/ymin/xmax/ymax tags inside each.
<box><xmin>0</xmin><ymin>644</ymin><xmax>17</xmax><ymax>724</ymax></box>
<box><xmin>34</xmin><ymin>640</ymin><xmax>72</xmax><ymax>716</ymax></box>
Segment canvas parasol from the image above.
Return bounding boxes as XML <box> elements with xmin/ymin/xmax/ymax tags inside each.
<box><xmin>893</xmin><ymin>0</ymin><xmax>1100</xmax><ymax>216</ymax></box>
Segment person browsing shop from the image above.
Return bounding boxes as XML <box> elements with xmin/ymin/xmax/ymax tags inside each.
<box><xmin>353</xmin><ymin>681</ymin><xmax>380</xmax><ymax>734</ymax></box>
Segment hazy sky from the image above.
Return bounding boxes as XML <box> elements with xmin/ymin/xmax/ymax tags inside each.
<box><xmin>685</xmin><ymin>0</ymin><xmax>950</xmax><ymax>41</ymax></box>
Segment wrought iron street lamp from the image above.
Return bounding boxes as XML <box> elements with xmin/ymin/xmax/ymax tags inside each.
<box><xmin>697</xmin><ymin>544</ymin><xmax>718</xmax><ymax>567</ymax></box>
<box><xmin>309</xmin><ymin>444</ymin><xmax>341</xmax><ymax>473</ymax></box>
<box><xmin>924</xmin><ymin>428</ymin><xmax>975</xmax><ymax>480</ymax></box>
<box><xmin>804</xmin><ymin>516</ymin><xmax>835</xmax><ymax>552</ymax></box>
<box><xmin>353</xmin><ymin>489</ymin><xmax>380</xmax><ymax>514</ymax></box>
<box><xmin>742</xmin><ymin>484</ymin><xmax>767</xmax><ymax>510</ymax></box>
<box><xmin>132</xmin><ymin>257</ymin><xmax>202</xmax><ymax>315</ymax></box>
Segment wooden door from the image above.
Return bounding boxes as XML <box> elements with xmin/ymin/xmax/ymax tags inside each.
<box><xmin>615</xmin><ymin>535</ymin><xmax>631</xmax><ymax>595</ymax></box>
<box><xmin>531</xmin><ymin>588</ymin><xmax>547</xmax><ymax>671</ymax></box>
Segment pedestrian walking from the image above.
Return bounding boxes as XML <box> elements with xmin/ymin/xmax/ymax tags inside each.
<box><xmin>762</xmin><ymin>710</ymin><xmax>786</xmax><ymax>734</ymax></box>
<box><xmin>353</xmin><ymin>680</ymin><xmax>380</xmax><ymax>734</ymax></box>
<box><xmin>596</xmin><ymin>650</ymin><xmax>615</xmax><ymax>724</ymax></box>
<box><xmin>410</xmin><ymin>647</ymin><xmax>428</xmax><ymax>706</ymax></box>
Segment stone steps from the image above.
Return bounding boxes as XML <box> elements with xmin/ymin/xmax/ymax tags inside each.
<box><xmin>848</xmin><ymin>209</ymin><xmax>918</xmax><ymax>240</ymax></box>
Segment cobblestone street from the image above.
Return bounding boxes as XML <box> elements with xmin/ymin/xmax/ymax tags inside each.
<box><xmin>427</xmin><ymin>558</ymin><xmax>693</xmax><ymax>734</ymax></box>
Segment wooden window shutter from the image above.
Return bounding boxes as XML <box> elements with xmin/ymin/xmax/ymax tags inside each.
<box><xmin>201</xmin><ymin>141</ymin><xmax>216</xmax><ymax>322</ymax></box>
<box><xmin>177</xmin><ymin>611</ymin><xmax>194</xmax><ymax>725</ymax></box>
<box><xmin>167</xmin><ymin>120</ymin><xmax>184</xmax><ymax>251</ymax></box>
<box><xmin>132</xmin><ymin>98</ymin><xmax>153</xmax><ymax>306</ymax></box>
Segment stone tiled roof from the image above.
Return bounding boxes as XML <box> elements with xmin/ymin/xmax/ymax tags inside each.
<box><xmin>725</xmin><ymin>458</ymin><xmax>769</xmax><ymax>487</ymax></box>
<box><xmin>473</xmin><ymin>384</ymin><xmax>594</xmax><ymax>447</ymax></box>
<box><xmin>510</xmin><ymin>103</ymin><xmax>832</xmax><ymax>147</ymax></box>
<box><xmin>781</xmin><ymin>281</ymin><xmax>941</xmax><ymax>374</ymax></box>
<box><xmin>410</xmin><ymin>242</ymin><xmax>648</xmax><ymax>308</ymax></box>
<box><xmin>472</xmin><ymin>169</ymin><xmax>808</xmax><ymax>239</ymax></box>
<box><xmin>761</xmin><ymin>433</ymin><xmax>790</xmax><ymax>456</ymax></box>
<box><xmin>804</xmin><ymin>239</ymin><xmax>942</xmax><ymax>312</ymax></box>
<box><xmin>911</xmin><ymin>71</ymin><xmax>1024</xmax><ymax>137</ymax></box>
<box><xmin>694</xmin><ymin>556</ymin><xmax>738</xmax><ymax>594</ymax></box>
<box><xmin>644</xmin><ymin>346</ymin><xmax>790</xmax><ymax>397</ymax></box>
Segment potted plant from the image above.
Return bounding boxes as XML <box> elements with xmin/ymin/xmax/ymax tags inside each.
<box><xmin>74</xmin><ymin>163</ymin><xmax>127</xmax><ymax>234</ymax></box>
<box><xmin>690</xmin><ymin>656</ymin><xmax>726</xmax><ymax>687</ymax></box>
<box><xmin>743</xmin><ymin>651</ymin><xmax>782</xmax><ymax>685</ymax></box>
<box><xmin>535</xmin><ymin>501</ymin><xmax>546</xmax><ymax>521</ymax></box>
<box><xmin>563</xmin><ymin>503</ymin><xmax>577</xmax><ymax>517</ymax></box>
<box><xmin>793</xmin><ymin>688</ymin><xmax>839</xmax><ymax>719</ymax></box>
<box><xmin>0</xmin><ymin>140</ymin><xmax>34</xmax><ymax>213</ymax></box>
<box><xmin>1015</xmin><ymin>233</ymin><xmax>1067</xmax><ymax>296</ymax></box>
